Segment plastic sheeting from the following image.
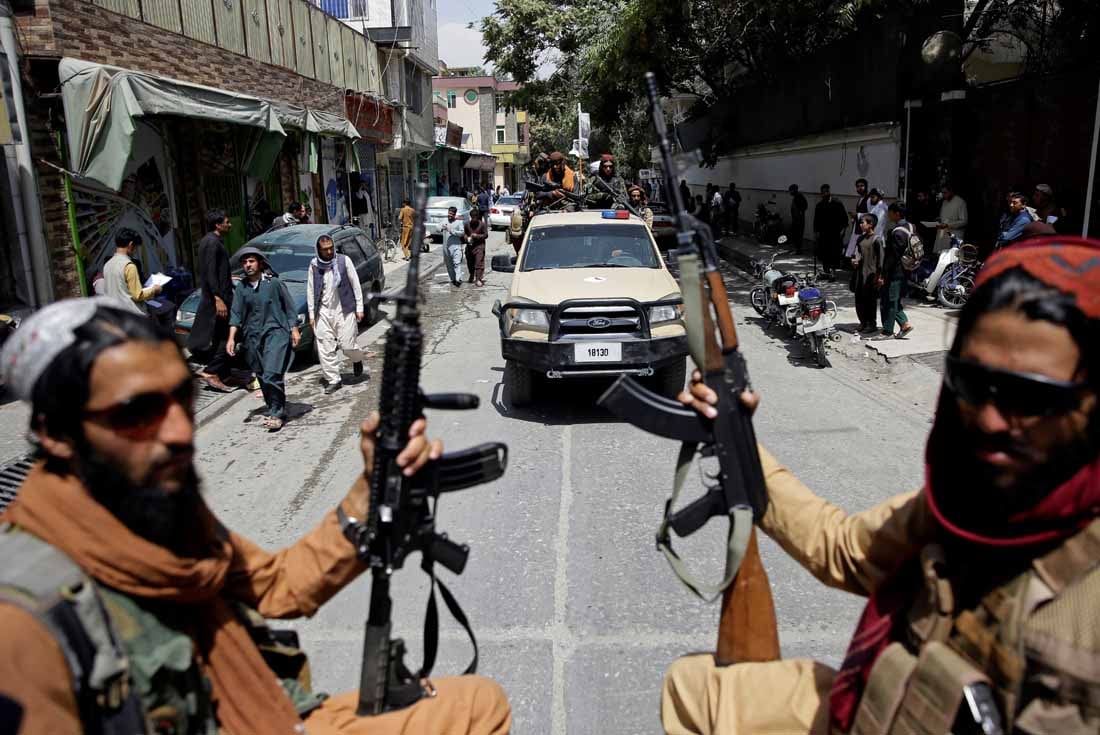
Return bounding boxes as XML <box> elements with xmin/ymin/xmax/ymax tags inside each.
<box><xmin>60</xmin><ymin>57</ymin><xmax>359</xmax><ymax>192</ymax></box>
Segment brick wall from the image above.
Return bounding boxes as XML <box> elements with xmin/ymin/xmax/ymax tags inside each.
<box><xmin>15</xmin><ymin>0</ymin><xmax>353</xmax><ymax>296</ymax></box>
<box><xmin>20</xmin><ymin>0</ymin><xmax>345</xmax><ymax>115</ymax></box>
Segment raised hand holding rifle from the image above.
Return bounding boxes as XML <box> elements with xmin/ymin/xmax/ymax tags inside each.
<box><xmin>597</xmin><ymin>73</ymin><xmax>779</xmax><ymax>666</ymax></box>
<box><xmin>340</xmin><ymin>184</ymin><xmax>508</xmax><ymax>715</ymax></box>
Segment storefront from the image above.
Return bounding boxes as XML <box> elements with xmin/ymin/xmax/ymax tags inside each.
<box><xmin>58</xmin><ymin>57</ymin><xmax>360</xmax><ymax>293</ymax></box>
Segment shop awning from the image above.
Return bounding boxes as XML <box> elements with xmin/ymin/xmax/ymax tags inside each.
<box><xmin>60</xmin><ymin>57</ymin><xmax>288</xmax><ymax>191</ymax></box>
<box><xmin>269</xmin><ymin>102</ymin><xmax>361</xmax><ymax>140</ymax></box>
<box><xmin>461</xmin><ymin>148</ymin><xmax>497</xmax><ymax>172</ymax></box>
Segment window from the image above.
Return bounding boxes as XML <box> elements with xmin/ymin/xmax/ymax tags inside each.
<box><xmin>337</xmin><ymin>236</ymin><xmax>367</xmax><ymax>272</ymax></box>
<box><xmin>496</xmin><ymin>126</ymin><xmax>506</xmax><ymax>144</ymax></box>
<box><xmin>495</xmin><ymin>92</ymin><xmax>506</xmax><ymax>112</ymax></box>
<box><xmin>517</xmin><ymin>123</ymin><xmax>525</xmax><ymax>144</ymax></box>
<box><xmin>447</xmin><ymin>90</ymin><xmax>456</xmax><ymax>109</ymax></box>
<box><xmin>461</xmin><ymin>133</ymin><xmax>471</xmax><ymax>146</ymax></box>
<box><xmin>404</xmin><ymin>60</ymin><xmax>422</xmax><ymax>112</ymax></box>
<box><xmin>355</xmin><ymin>235</ymin><xmax>377</xmax><ymax>261</ymax></box>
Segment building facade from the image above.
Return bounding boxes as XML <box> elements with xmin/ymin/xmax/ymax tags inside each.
<box><xmin>432</xmin><ymin>70</ymin><xmax>528</xmax><ymax>193</ymax></box>
<box><xmin>9</xmin><ymin>0</ymin><xmax>393</xmax><ymax>302</ymax></box>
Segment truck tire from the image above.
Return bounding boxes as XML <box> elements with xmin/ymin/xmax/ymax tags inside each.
<box><xmin>505</xmin><ymin>360</ymin><xmax>534</xmax><ymax>406</ymax></box>
<box><xmin>654</xmin><ymin>358</ymin><xmax>688</xmax><ymax>399</ymax></box>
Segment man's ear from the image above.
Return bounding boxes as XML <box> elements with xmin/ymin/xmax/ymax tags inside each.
<box><xmin>35</xmin><ymin>418</ymin><xmax>76</xmax><ymax>461</ymax></box>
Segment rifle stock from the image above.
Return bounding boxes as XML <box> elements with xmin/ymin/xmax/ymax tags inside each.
<box><xmin>717</xmin><ymin>530</ymin><xmax>779</xmax><ymax>664</ymax></box>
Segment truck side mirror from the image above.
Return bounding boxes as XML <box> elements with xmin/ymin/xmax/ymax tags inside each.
<box><xmin>491</xmin><ymin>255</ymin><xmax>515</xmax><ymax>273</ymax></box>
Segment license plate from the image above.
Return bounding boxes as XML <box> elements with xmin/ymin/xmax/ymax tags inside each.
<box><xmin>574</xmin><ymin>342</ymin><xmax>621</xmax><ymax>363</ymax></box>
<box><xmin>802</xmin><ymin>318</ymin><xmax>825</xmax><ymax>333</ymax></box>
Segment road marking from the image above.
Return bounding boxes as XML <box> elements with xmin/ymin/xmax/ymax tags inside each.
<box><xmin>551</xmin><ymin>424</ymin><xmax>572</xmax><ymax>735</ymax></box>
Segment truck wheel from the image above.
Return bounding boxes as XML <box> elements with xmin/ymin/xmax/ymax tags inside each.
<box><xmin>654</xmin><ymin>358</ymin><xmax>687</xmax><ymax>399</ymax></box>
<box><xmin>505</xmin><ymin>360</ymin><xmax>534</xmax><ymax>406</ymax></box>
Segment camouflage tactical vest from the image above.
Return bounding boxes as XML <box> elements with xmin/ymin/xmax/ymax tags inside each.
<box><xmin>850</xmin><ymin>519</ymin><xmax>1100</xmax><ymax>734</ymax></box>
<box><xmin>0</xmin><ymin>526</ymin><xmax>325</xmax><ymax>734</ymax></box>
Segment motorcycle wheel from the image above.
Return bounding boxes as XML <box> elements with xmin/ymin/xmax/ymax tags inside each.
<box><xmin>750</xmin><ymin>287</ymin><xmax>768</xmax><ymax>316</ymax></box>
<box><xmin>936</xmin><ymin>268</ymin><xmax>975</xmax><ymax>309</ymax></box>
<box><xmin>811</xmin><ymin>333</ymin><xmax>828</xmax><ymax>368</ymax></box>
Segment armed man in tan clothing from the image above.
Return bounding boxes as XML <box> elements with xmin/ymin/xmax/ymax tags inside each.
<box><xmin>665</xmin><ymin>236</ymin><xmax>1100</xmax><ymax>734</ymax></box>
<box><xmin>0</xmin><ymin>299</ymin><xmax>510</xmax><ymax>734</ymax></box>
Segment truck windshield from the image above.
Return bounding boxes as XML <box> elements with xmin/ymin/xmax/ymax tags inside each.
<box><xmin>520</xmin><ymin>224</ymin><xmax>660</xmax><ymax>271</ymax></box>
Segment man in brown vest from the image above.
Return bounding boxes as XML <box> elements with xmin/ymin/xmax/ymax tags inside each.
<box><xmin>666</xmin><ymin>236</ymin><xmax>1100</xmax><ymax>734</ymax></box>
<box><xmin>0</xmin><ymin>300</ymin><xmax>511</xmax><ymax>734</ymax></box>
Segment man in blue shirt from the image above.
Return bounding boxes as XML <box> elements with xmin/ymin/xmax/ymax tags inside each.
<box><xmin>997</xmin><ymin>192</ymin><xmax>1035</xmax><ymax>249</ymax></box>
<box><xmin>476</xmin><ymin>187</ymin><xmax>491</xmax><ymax>217</ymax></box>
<box><xmin>227</xmin><ymin>247</ymin><xmax>300</xmax><ymax>431</ymax></box>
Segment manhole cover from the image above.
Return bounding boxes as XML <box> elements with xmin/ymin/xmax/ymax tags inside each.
<box><xmin>0</xmin><ymin>455</ymin><xmax>34</xmax><ymax>513</ymax></box>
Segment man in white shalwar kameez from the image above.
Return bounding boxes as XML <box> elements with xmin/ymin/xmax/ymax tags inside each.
<box><xmin>307</xmin><ymin>235</ymin><xmax>366</xmax><ymax>395</ymax></box>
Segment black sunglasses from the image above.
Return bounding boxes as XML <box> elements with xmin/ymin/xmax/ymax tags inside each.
<box><xmin>84</xmin><ymin>378</ymin><xmax>196</xmax><ymax>432</ymax></box>
<box><xmin>944</xmin><ymin>354</ymin><xmax>1089</xmax><ymax>418</ymax></box>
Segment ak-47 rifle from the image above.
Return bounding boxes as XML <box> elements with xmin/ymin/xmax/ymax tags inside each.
<box><xmin>588</xmin><ymin>175</ymin><xmax>643</xmax><ymax>218</ymax></box>
<box><xmin>339</xmin><ymin>184</ymin><xmax>508</xmax><ymax>714</ymax></box>
<box><xmin>597</xmin><ymin>74</ymin><xmax>780</xmax><ymax>666</ymax></box>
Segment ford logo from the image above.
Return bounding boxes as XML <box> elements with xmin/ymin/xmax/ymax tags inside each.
<box><xmin>586</xmin><ymin>317</ymin><xmax>612</xmax><ymax>329</ymax></box>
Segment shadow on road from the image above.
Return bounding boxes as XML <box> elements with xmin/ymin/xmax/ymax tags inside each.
<box><xmin>489</xmin><ymin>367</ymin><xmax>633</xmax><ymax>426</ymax></box>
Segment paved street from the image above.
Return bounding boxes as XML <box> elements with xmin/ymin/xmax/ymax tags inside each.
<box><xmin>197</xmin><ymin>228</ymin><xmax>946</xmax><ymax>733</ymax></box>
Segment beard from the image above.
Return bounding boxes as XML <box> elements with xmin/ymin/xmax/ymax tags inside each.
<box><xmin>930</xmin><ymin>393</ymin><xmax>1100</xmax><ymax>525</ymax></box>
<box><xmin>76</xmin><ymin>443</ymin><xmax>202</xmax><ymax>551</ymax></box>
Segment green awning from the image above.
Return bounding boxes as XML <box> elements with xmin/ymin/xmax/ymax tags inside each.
<box><xmin>268</xmin><ymin>102</ymin><xmax>361</xmax><ymax>141</ymax></box>
<box><xmin>60</xmin><ymin>57</ymin><xmax>286</xmax><ymax>191</ymax></box>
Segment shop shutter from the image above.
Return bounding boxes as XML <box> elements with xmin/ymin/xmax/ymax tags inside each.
<box><xmin>310</xmin><ymin>6</ymin><xmax>330</xmax><ymax>84</ymax></box>
<box><xmin>213</xmin><ymin>0</ymin><xmax>246</xmax><ymax>55</ymax></box>
<box><xmin>180</xmin><ymin>0</ymin><xmax>216</xmax><ymax>45</ymax></box>
<box><xmin>243</xmin><ymin>0</ymin><xmax>271</xmax><ymax>64</ymax></box>
<box><xmin>140</xmin><ymin>0</ymin><xmax>182</xmax><ymax>34</ymax></box>
<box><xmin>291</xmin><ymin>0</ymin><xmax>314</xmax><ymax>78</ymax></box>
<box><xmin>327</xmin><ymin>16</ymin><xmax>344</xmax><ymax>89</ymax></box>
<box><xmin>90</xmin><ymin>0</ymin><xmax>139</xmax><ymax>19</ymax></box>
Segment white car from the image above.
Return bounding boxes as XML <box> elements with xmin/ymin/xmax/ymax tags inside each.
<box><xmin>424</xmin><ymin>196</ymin><xmax>473</xmax><ymax>241</ymax></box>
<box><xmin>488</xmin><ymin>195</ymin><xmax>524</xmax><ymax>230</ymax></box>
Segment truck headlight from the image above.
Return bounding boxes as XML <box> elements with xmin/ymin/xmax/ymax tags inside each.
<box><xmin>512</xmin><ymin>308</ymin><xmax>549</xmax><ymax>328</ymax></box>
<box><xmin>649</xmin><ymin>298</ymin><xmax>683</xmax><ymax>324</ymax></box>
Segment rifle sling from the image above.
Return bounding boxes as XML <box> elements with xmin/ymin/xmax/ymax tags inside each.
<box><xmin>656</xmin><ymin>442</ymin><xmax>753</xmax><ymax>602</ymax></box>
<box><xmin>418</xmin><ymin>564</ymin><xmax>478</xmax><ymax>679</ymax></box>
<box><xmin>336</xmin><ymin>506</ymin><xmax>478</xmax><ymax>680</ymax></box>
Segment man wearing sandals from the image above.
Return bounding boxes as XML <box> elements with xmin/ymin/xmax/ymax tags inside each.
<box><xmin>227</xmin><ymin>247</ymin><xmax>300</xmax><ymax>431</ymax></box>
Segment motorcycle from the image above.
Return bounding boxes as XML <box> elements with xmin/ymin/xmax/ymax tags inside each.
<box><xmin>935</xmin><ymin>242</ymin><xmax>981</xmax><ymax>309</ymax></box>
<box><xmin>749</xmin><ymin>243</ymin><xmax>801</xmax><ymax>332</ymax></box>
<box><xmin>906</xmin><ymin>235</ymin><xmax>980</xmax><ymax>308</ymax></box>
<box><xmin>753</xmin><ymin>201</ymin><xmax>784</xmax><ymax>245</ymax></box>
<box><xmin>792</xmin><ymin>279</ymin><xmax>838</xmax><ymax>368</ymax></box>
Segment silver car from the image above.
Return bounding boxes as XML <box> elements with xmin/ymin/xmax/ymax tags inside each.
<box><xmin>489</xmin><ymin>194</ymin><xmax>524</xmax><ymax>230</ymax></box>
<box><xmin>424</xmin><ymin>196</ymin><xmax>473</xmax><ymax>241</ymax></box>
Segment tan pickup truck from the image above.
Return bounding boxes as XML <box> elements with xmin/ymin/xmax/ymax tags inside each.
<box><xmin>491</xmin><ymin>209</ymin><xmax>688</xmax><ymax>406</ymax></box>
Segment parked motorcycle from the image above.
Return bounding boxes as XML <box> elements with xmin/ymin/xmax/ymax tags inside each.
<box><xmin>906</xmin><ymin>235</ymin><xmax>980</xmax><ymax>308</ymax></box>
<box><xmin>793</xmin><ymin>280</ymin><xmax>838</xmax><ymax>368</ymax></box>
<box><xmin>935</xmin><ymin>242</ymin><xmax>981</xmax><ymax>309</ymax></box>
<box><xmin>753</xmin><ymin>201</ymin><xmax>784</xmax><ymax>245</ymax></box>
<box><xmin>750</xmin><ymin>243</ymin><xmax>801</xmax><ymax>332</ymax></box>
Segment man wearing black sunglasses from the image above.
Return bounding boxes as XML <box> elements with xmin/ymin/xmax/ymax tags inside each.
<box><xmin>0</xmin><ymin>300</ymin><xmax>511</xmax><ymax>733</ymax></box>
<box><xmin>664</xmin><ymin>237</ymin><xmax>1100</xmax><ymax>734</ymax></box>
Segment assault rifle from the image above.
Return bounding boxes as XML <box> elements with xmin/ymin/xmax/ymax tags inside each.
<box><xmin>339</xmin><ymin>184</ymin><xmax>508</xmax><ymax>714</ymax></box>
<box><xmin>597</xmin><ymin>74</ymin><xmax>780</xmax><ymax>666</ymax></box>
<box><xmin>588</xmin><ymin>175</ymin><xmax>642</xmax><ymax>218</ymax></box>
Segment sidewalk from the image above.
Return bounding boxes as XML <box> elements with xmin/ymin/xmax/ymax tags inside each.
<box><xmin>716</xmin><ymin>232</ymin><xmax>957</xmax><ymax>361</ymax></box>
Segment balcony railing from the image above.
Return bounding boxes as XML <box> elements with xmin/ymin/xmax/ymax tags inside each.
<box><xmin>88</xmin><ymin>0</ymin><xmax>383</xmax><ymax>95</ymax></box>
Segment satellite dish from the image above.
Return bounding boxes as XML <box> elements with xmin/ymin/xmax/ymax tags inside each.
<box><xmin>921</xmin><ymin>30</ymin><xmax>963</xmax><ymax>67</ymax></box>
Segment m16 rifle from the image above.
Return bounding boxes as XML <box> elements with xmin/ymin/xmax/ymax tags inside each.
<box><xmin>339</xmin><ymin>184</ymin><xmax>508</xmax><ymax>714</ymax></box>
<box><xmin>597</xmin><ymin>74</ymin><xmax>780</xmax><ymax>666</ymax></box>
